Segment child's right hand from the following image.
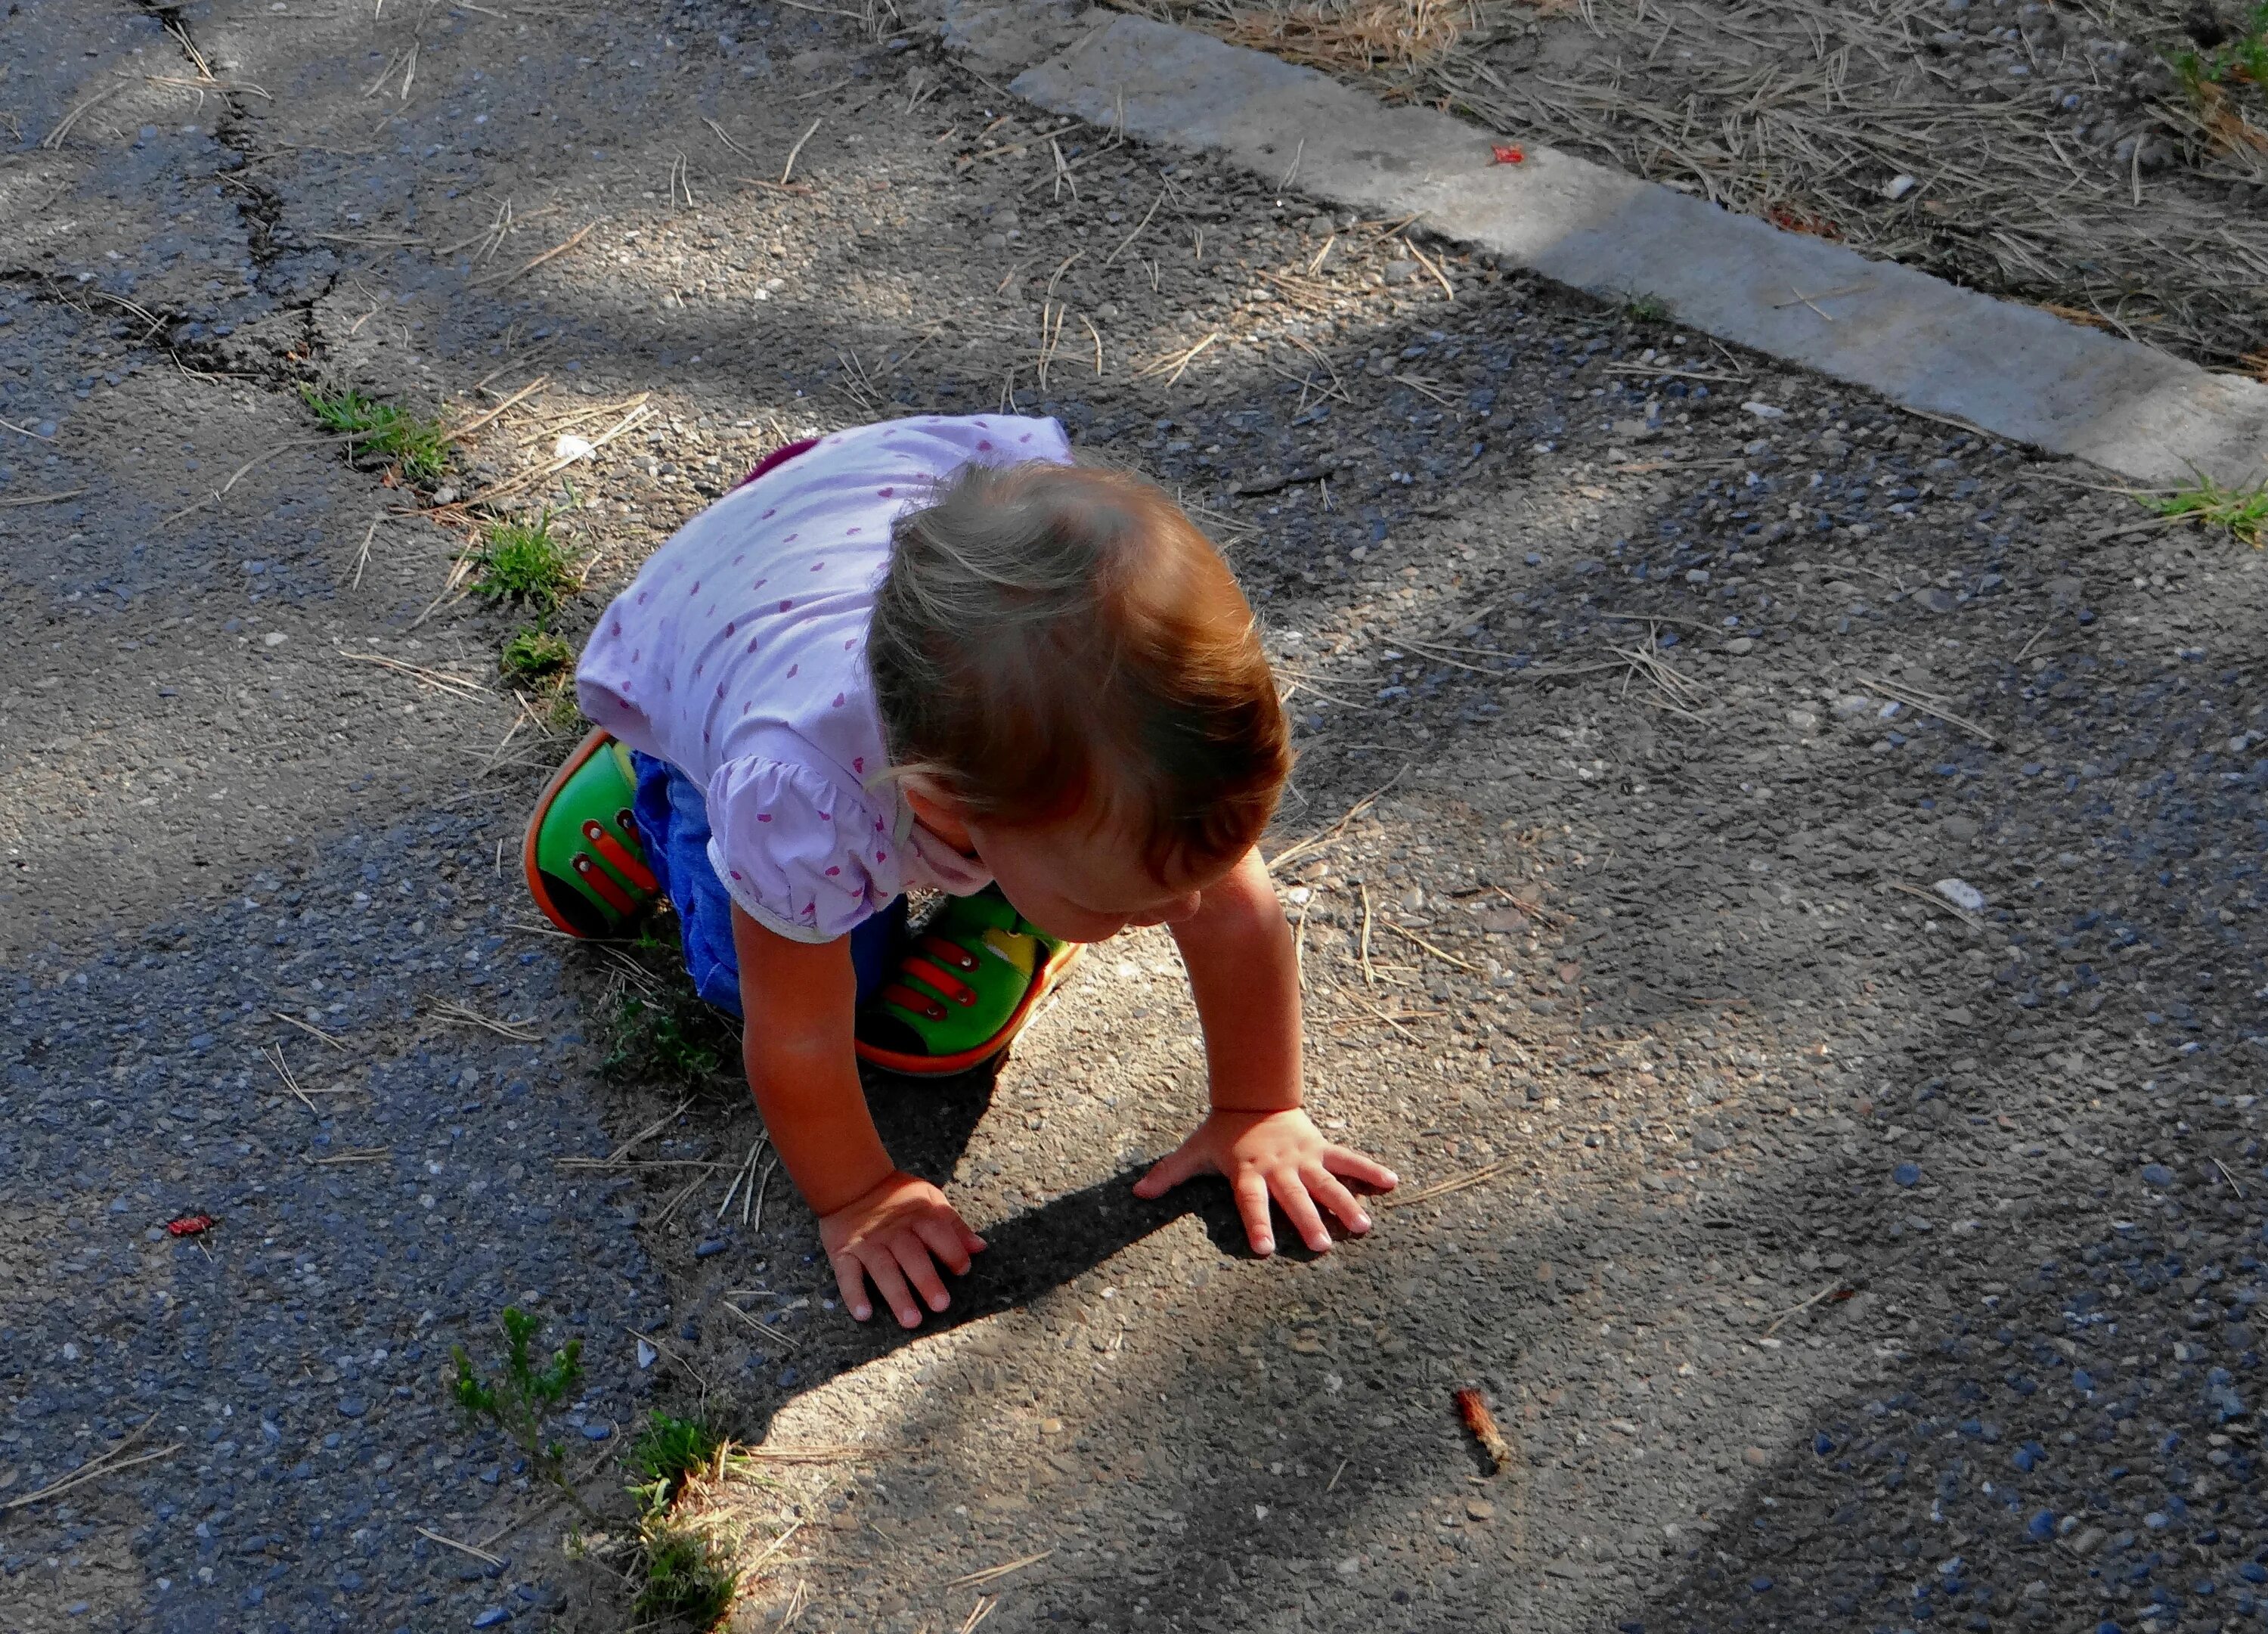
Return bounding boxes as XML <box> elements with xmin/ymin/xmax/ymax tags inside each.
<box><xmin>819</xmin><ymin>1170</ymin><xmax>987</xmax><ymax>1328</ymax></box>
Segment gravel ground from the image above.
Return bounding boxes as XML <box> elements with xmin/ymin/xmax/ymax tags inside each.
<box><xmin>3</xmin><ymin>0</ymin><xmax>2264</xmax><ymax>1631</ymax></box>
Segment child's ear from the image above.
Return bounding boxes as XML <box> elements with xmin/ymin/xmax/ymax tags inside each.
<box><xmin>896</xmin><ymin>773</ymin><xmax>970</xmax><ymax>836</ymax></box>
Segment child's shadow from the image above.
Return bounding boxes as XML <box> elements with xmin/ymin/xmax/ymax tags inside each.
<box><xmin>855</xmin><ymin>1062</ymin><xmax>1260</xmax><ymax>1337</ymax></box>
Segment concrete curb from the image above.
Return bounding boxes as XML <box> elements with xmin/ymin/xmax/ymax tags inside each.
<box><xmin>951</xmin><ymin>2</ymin><xmax>2268</xmax><ymax>488</ymax></box>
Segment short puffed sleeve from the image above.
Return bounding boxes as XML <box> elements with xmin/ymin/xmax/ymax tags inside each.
<box><xmin>705</xmin><ymin>756</ymin><xmax>890</xmax><ymax>944</ymax></box>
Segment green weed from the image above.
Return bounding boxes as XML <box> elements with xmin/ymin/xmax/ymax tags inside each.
<box><xmin>300</xmin><ymin>384</ymin><xmax>448</xmax><ymax>486</ymax></box>
<box><xmin>450</xmin><ymin>1306</ymin><xmax>595</xmax><ymax>1517</ymax></box>
<box><xmin>1623</xmin><ymin>291</ymin><xmax>1672</xmax><ymax>324</ymax></box>
<box><xmin>627</xmin><ymin>1412</ymin><xmax>725</xmax><ymax>1515</ymax></box>
<box><xmin>2171</xmin><ymin>4</ymin><xmax>2268</xmax><ymax>95</ymax></box>
<box><xmin>634</xmin><ymin>1524</ymin><xmax>736</xmax><ymax>1630</ymax></box>
<box><xmin>2143</xmin><ymin>474</ymin><xmax>2268</xmax><ymax>547</ymax></box>
<box><xmin>603</xmin><ymin>986</ymin><xmax>734</xmax><ymax>1087</ymax></box>
<box><xmin>500</xmin><ymin>627</ymin><xmax>574</xmax><ymax>682</ymax></box>
<box><xmin>472</xmin><ymin>512</ymin><xmax>576</xmax><ymax>610</ymax></box>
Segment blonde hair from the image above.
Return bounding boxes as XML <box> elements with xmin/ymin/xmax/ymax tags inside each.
<box><xmin>867</xmin><ymin>460</ymin><xmax>1288</xmax><ymax>875</ymax></box>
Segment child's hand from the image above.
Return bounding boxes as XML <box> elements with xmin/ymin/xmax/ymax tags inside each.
<box><xmin>818</xmin><ymin>1170</ymin><xmax>987</xmax><ymax>1328</ymax></box>
<box><xmin>1132</xmin><ymin>1108</ymin><xmax>1398</xmax><ymax>1257</ymax></box>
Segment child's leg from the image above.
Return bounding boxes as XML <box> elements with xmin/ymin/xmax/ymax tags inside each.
<box><xmin>629</xmin><ymin>749</ymin><xmax>909</xmax><ymax>1018</ymax></box>
<box><xmin>848</xmin><ymin>896</ymin><xmax>911</xmax><ymax>1006</ymax></box>
<box><xmin>627</xmin><ymin>750</ymin><xmax>745</xmax><ymax>1018</ymax></box>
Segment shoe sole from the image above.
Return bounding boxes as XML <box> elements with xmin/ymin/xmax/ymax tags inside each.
<box><xmin>854</xmin><ymin>939</ymin><xmax>1083</xmax><ymax>1077</ymax></box>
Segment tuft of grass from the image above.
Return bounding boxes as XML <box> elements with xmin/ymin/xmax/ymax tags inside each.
<box><xmin>603</xmin><ymin>987</ymin><xmax>733</xmax><ymax>1087</ymax></box>
<box><xmin>634</xmin><ymin>1524</ymin><xmax>736</xmax><ymax>1630</ymax></box>
<box><xmin>472</xmin><ymin>512</ymin><xmax>576</xmax><ymax>610</ymax></box>
<box><xmin>1623</xmin><ymin>290</ymin><xmax>1673</xmax><ymax>323</ymax></box>
<box><xmin>501</xmin><ymin>627</ymin><xmax>574</xmax><ymax>683</ymax></box>
<box><xmin>451</xmin><ymin>1306</ymin><xmax>594</xmax><ymax>1518</ymax></box>
<box><xmin>2143</xmin><ymin>474</ymin><xmax>2268</xmax><ymax>547</ymax></box>
<box><xmin>301</xmin><ymin>384</ymin><xmax>448</xmax><ymax>486</ymax></box>
<box><xmin>2174</xmin><ymin>2</ymin><xmax>2268</xmax><ymax>89</ymax></box>
<box><xmin>628</xmin><ymin>1412</ymin><xmax>725</xmax><ymax>1515</ymax></box>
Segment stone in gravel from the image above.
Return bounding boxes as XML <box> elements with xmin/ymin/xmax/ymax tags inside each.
<box><xmin>1932</xmin><ymin>877</ymin><xmax>1987</xmax><ymax>911</ymax></box>
<box><xmin>472</xmin><ymin>1611</ymin><xmax>510</xmax><ymax>1629</ymax></box>
<box><xmin>2140</xmin><ymin>1163</ymin><xmax>2175</xmax><ymax>1187</ymax></box>
<box><xmin>1894</xmin><ymin>1161</ymin><xmax>1922</xmax><ymax>1187</ymax></box>
<box><xmin>695</xmin><ymin>1238</ymin><xmax>727</xmax><ymax>1257</ymax></box>
<box><xmin>1742</xmin><ymin>1446</ymin><xmax>1770</xmax><ymax>1466</ymax></box>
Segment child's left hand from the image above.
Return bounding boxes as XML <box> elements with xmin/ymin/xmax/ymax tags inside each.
<box><xmin>1132</xmin><ymin>1108</ymin><xmax>1398</xmax><ymax>1257</ymax></box>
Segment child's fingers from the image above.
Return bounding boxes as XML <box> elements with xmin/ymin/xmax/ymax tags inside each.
<box><xmin>1321</xmin><ymin>1145</ymin><xmax>1400</xmax><ymax>1193</ymax></box>
<box><xmin>889</xmin><ymin>1235</ymin><xmax>953</xmax><ymax>1313</ymax></box>
<box><xmin>1301</xmin><ymin>1162</ymin><xmax>1373</xmax><ymax>1236</ymax></box>
<box><xmin>913</xmin><ymin>1214</ymin><xmax>975</xmax><ymax>1277</ymax></box>
<box><xmin>1267</xmin><ymin>1168</ymin><xmax>1335</xmax><ymax>1254</ymax></box>
<box><xmin>1132</xmin><ymin>1141</ymin><xmax>1205</xmax><ymax>1199</ymax></box>
<box><xmin>858</xmin><ymin>1246</ymin><xmax>926</xmax><ymax>1329</ymax></box>
<box><xmin>1232</xmin><ymin>1171</ymin><xmax>1277</xmax><ymax>1257</ymax></box>
<box><xmin>829</xmin><ymin>1252</ymin><xmax>879</xmax><ymax>1324</ymax></box>
<box><xmin>958</xmin><ymin>1219</ymin><xmax>990</xmax><ymax>1257</ymax></box>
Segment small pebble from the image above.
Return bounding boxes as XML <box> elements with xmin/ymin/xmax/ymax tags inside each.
<box><xmin>693</xmin><ymin>1239</ymin><xmax>727</xmax><ymax>1259</ymax></box>
<box><xmin>1894</xmin><ymin>1161</ymin><xmax>1922</xmax><ymax>1187</ymax></box>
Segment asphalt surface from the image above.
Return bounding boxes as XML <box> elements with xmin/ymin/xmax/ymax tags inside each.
<box><xmin>2</xmin><ymin>0</ymin><xmax>2264</xmax><ymax>1631</ymax></box>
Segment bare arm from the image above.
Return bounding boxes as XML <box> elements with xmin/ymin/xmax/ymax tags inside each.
<box><xmin>1137</xmin><ymin>848</ymin><xmax>1396</xmax><ymax>1252</ymax></box>
<box><xmin>731</xmin><ymin>904</ymin><xmax>984</xmax><ymax>1325</ymax></box>
<box><xmin>730</xmin><ymin>904</ymin><xmax>891</xmax><ymax>1214</ymax></box>
<box><xmin>1169</xmin><ymin>846</ymin><xmax>1303</xmax><ymax>1113</ymax></box>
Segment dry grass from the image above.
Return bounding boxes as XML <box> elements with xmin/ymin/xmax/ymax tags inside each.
<box><xmin>1120</xmin><ymin>0</ymin><xmax>2268</xmax><ymax>372</ymax></box>
<box><xmin>1215</xmin><ymin>0</ymin><xmax>1473</xmax><ymax>73</ymax></box>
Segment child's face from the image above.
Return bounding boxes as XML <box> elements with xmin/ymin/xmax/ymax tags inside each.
<box><xmin>967</xmin><ymin>812</ymin><xmax>1237</xmax><ymax>944</ymax></box>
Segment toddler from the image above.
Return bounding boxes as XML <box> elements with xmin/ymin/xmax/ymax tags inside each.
<box><xmin>525</xmin><ymin>414</ymin><xmax>1396</xmax><ymax>1327</ymax></box>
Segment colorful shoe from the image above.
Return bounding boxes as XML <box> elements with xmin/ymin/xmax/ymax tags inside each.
<box><xmin>523</xmin><ymin>729</ymin><xmax>660</xmax><ymax>938</ymax></box>
<box><xmin>854</xmin><ymin>888</ymin><xmax>1080</xmax><ymax>1076</ymax></box>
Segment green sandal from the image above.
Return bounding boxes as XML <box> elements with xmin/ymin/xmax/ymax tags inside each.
<box><xmin>523</xmin><ymin>729</ymin><xmax>661</xmax><ymax>938</ymax></box>
<box><xmin>854</xmin><ymin>888</ymin><xmax>1080</xmax><ymax>1076</ymax></box>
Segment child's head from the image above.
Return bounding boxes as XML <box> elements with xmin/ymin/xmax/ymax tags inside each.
<box><xmin>869</xmin><ymin>459</ymin><xmax>1289</xmax><ymax>941</ymax></box>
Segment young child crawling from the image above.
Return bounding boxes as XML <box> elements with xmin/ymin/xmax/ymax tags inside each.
<box><xmin>525</xmin><ymin>415</ymin><xmax>1396</xmax><ymax>1327</ymax></box>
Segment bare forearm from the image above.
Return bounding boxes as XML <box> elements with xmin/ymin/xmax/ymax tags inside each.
<box><xmin>744</xmin><ymin>1034</ymin><xmax>894</xmax><ymax>1217</ymax></box>
<box><xmin>1171</xmin><ymin>848</ymin><xmax>1303</xmax><ymax>1112</ymax></box>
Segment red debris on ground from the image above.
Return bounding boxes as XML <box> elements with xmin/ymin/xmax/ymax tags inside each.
<box><xmin>1491</xmin><ymin>144</ymin><xmax>1525</xmax><ymax>164</ymax></box>
<box><xmin>1454</xmin><ymin>1388</ymin><xmax>1514</xmax><ymax>1473</ymax></box>
<box><xmin>166</xmin><ymin>1214</ymin><xmax>217</xmax><ymax>1237</ymax></box>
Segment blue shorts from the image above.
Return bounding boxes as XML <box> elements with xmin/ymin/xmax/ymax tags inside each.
<box><xmin>628</xmin><ymin>751</ymin><xmax>906</xmax><ymax>1018</ymax></box>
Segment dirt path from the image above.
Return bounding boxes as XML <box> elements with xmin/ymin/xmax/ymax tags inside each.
<box><xmin>4</xmin><ymin>2</ymin><xmax>2265</xmax><ymax>1632</ymax></box>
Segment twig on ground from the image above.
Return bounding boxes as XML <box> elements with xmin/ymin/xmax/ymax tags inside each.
<box><xmin>417</xmin><ymin>1527</ymin><xmax>504</xmax><ymax>1566</ymax></box>
<box><xmin>781</xmin><ymin>118</ymin><xmax>823</xmax><ymax>185</ymax></box>
<box><xmin>274</xmin><ymin>1011</ymin><xmax>349</xmax><ymax>1050</ymax></box>
<box><xmin>470</xmin><ymin>222</ymin><xmax>593</xmax><ymax>289</ymax></box>
<box><xmin>1384</xmin><ymin>920</ymin><xmax>1480</xmax><ymax>973</ymax></box>
<box><xmin>1381</xmin><ymin>1157</ymin><xmax>1517</xmax><ymax>1211</ymax></box>
<box><xmin>2</xmin><ymin>1419</ymin><xmax>181</xmax><ymax>1512</ymax></box>
<box><xmin>945</xmin><ymin>1550</ymin><xmax>1053</xmax><ymax>1591</ymax></box>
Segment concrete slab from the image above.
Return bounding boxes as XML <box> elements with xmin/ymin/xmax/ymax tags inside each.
<box><xmin>983</xmin><ymin>5</ymin><xmax>2268</xmax><ymax>488</ymax></box>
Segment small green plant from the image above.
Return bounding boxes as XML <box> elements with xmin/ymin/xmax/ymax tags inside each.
<box><xmin>1623</xmin><ymin>290</ymin><xmax>1672</xmax><ymax>324</ymax></box>
<box><xmin>621</xmin><ymin>1415</ymin><xmax>735</xmax><ymax>1629</ymax></box>
<box><xmin>300</xmin><ymin>384</ymin><xmax>448</xmax><ymax>485</ymax></box>
<box><xmin>603</xmin><ymin>988</ymin><xmax>733</xmax><ymax>1087</ymax></box>
<box><xmin>627</xmin><ymin>1412</ymin><xmax>725</xmax><ymax>1513</ymax></box>
<box><xmin>450</xmin><ymin>1306</ymin><xmax>594</xmax><ymax>1517</ymax></box>
<box><xmin>634</xmin><ymin>1524</ymin><xmax>736</xmax><ymax>1629</ymax></box>
<box><xmin>501</xmin><ymin>627</ymin><xmax>575</xmax><ymax>682</ymax></box>
<box><xmin>2171</xmin><ymin>4</ymin><xmax>2268</xmax><ymax>95</ymax></box>
<box><xmin>472</xmin><ymin>511</ymin><xmax>576</xmax><ymax>610</ymax></box>
<box><xmin>2142</xmin><ymin>473</ymin><xmax>2268</xmax><ymax>547</ymax></box>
